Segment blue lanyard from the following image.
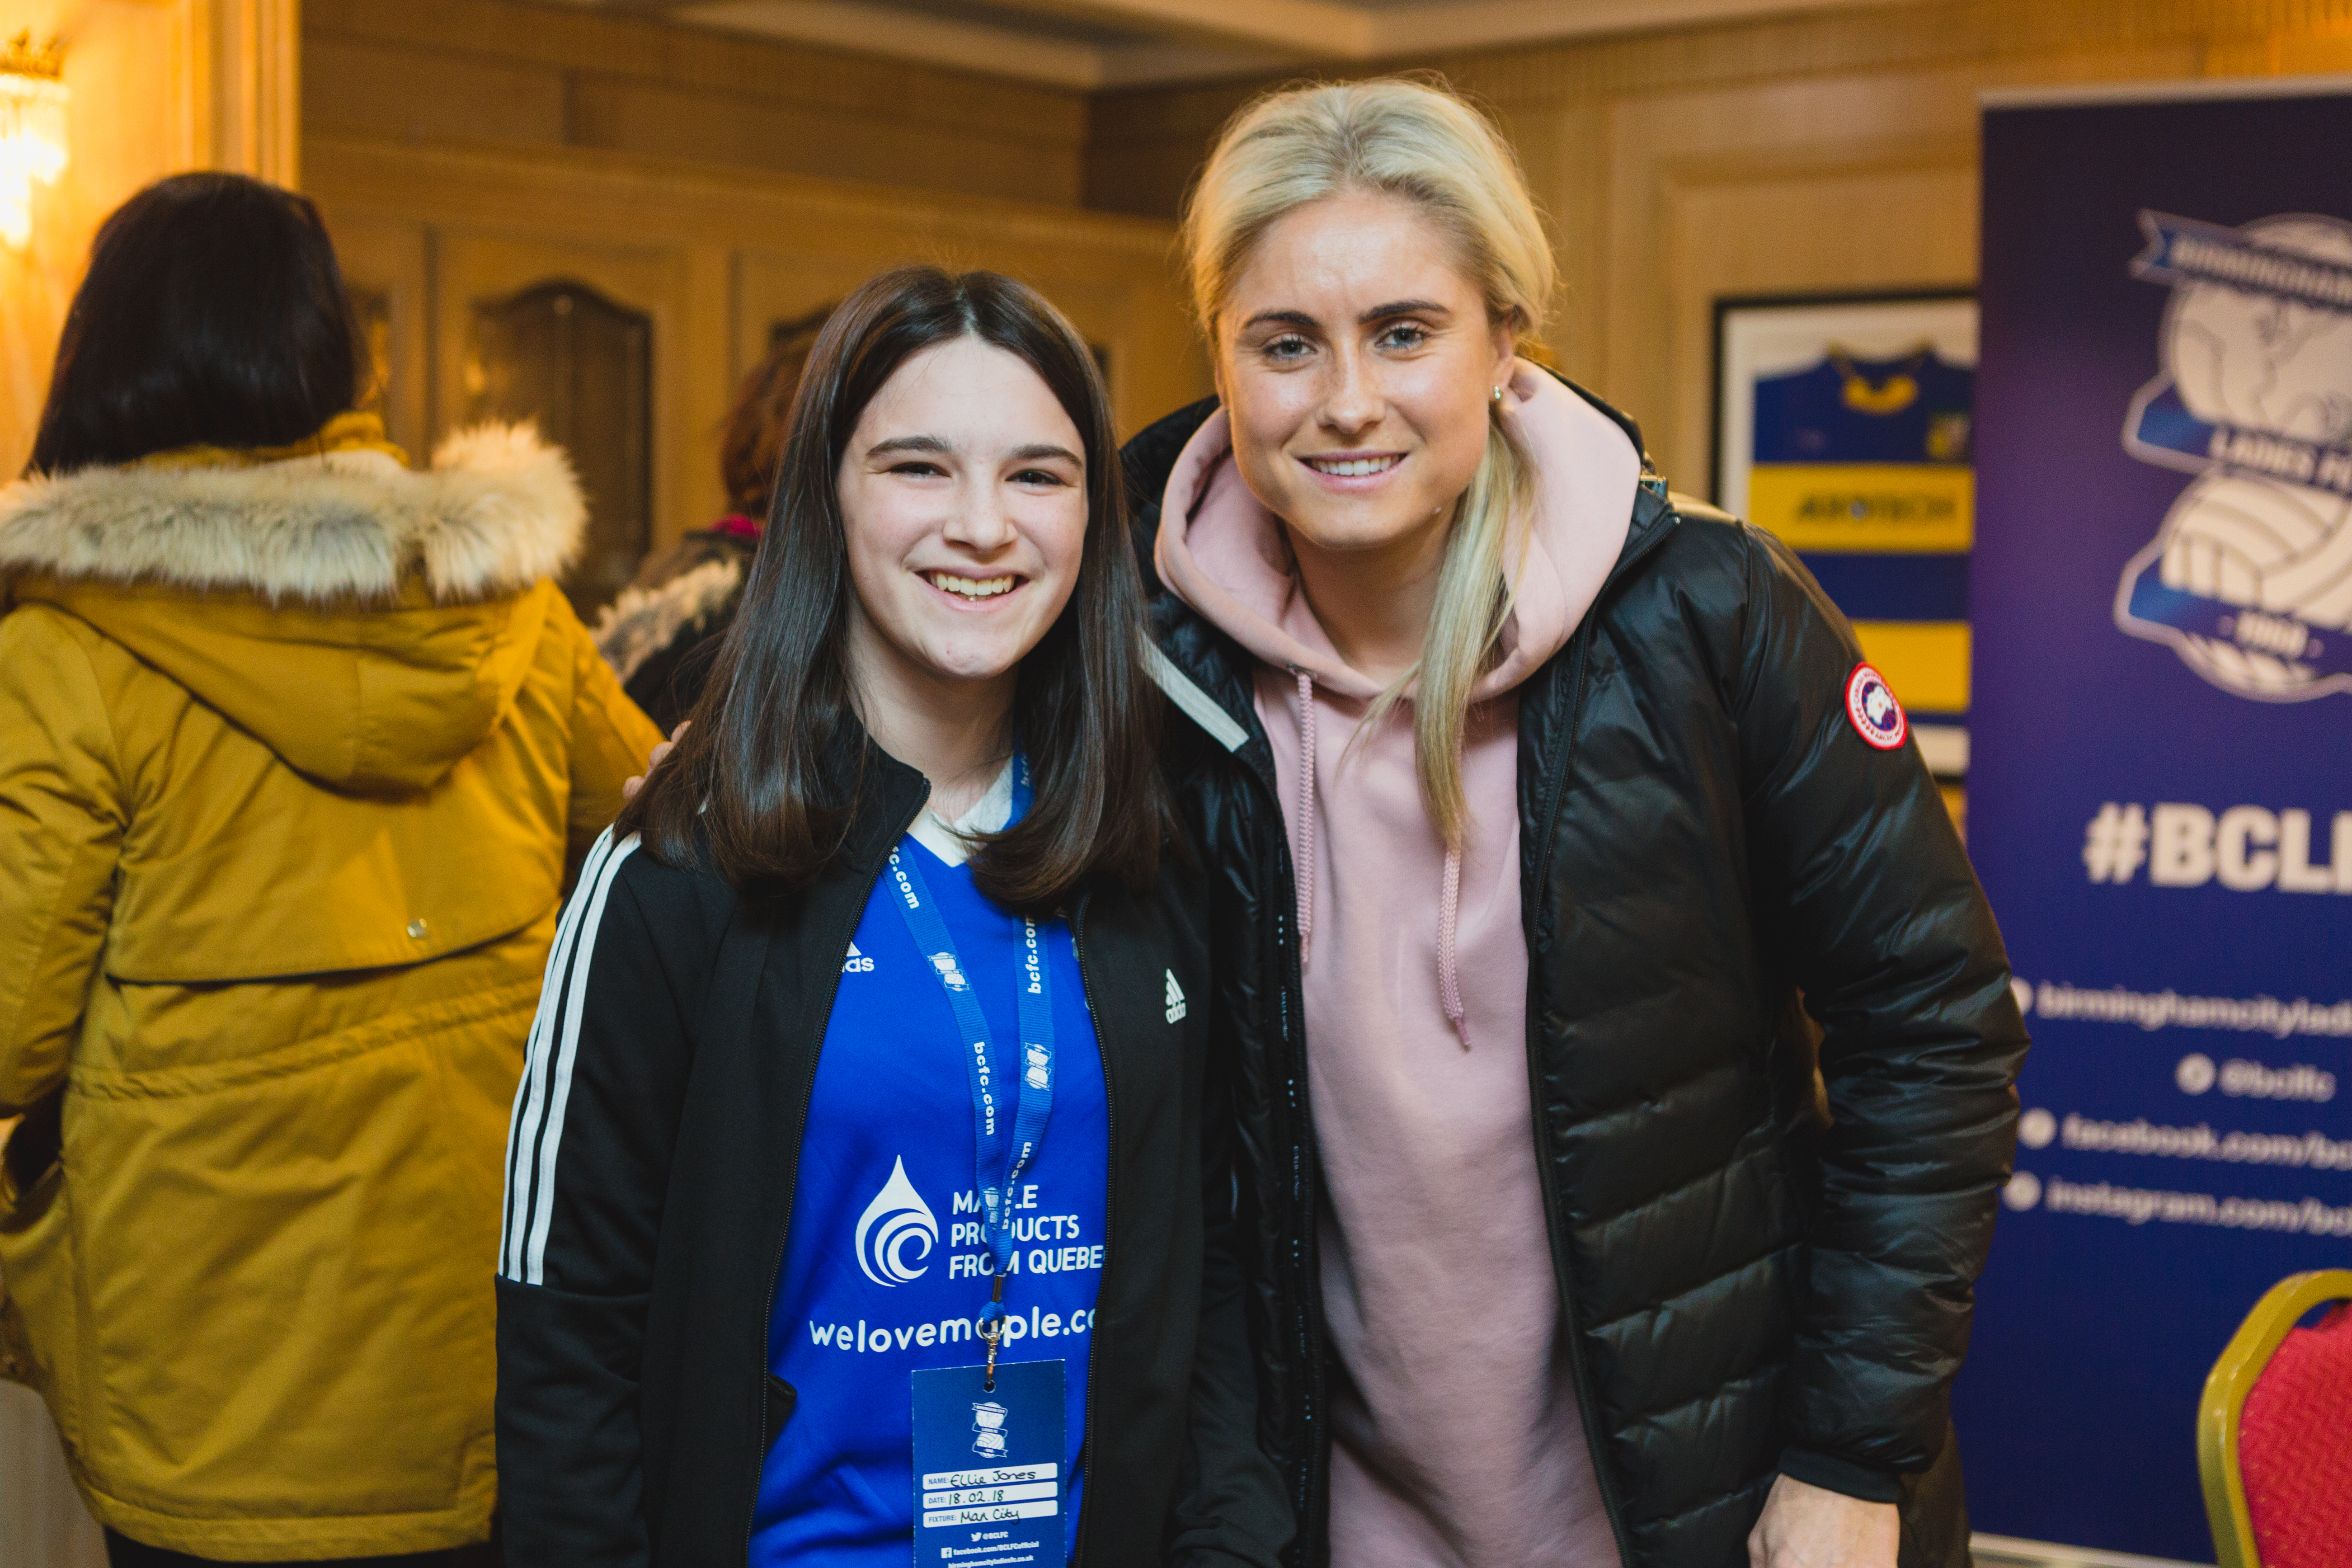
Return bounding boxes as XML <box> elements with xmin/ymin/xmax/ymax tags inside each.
<box><xmin>887</xmin><ymin>760</ymin><xmax>1053</xmax><ymax>1376</ymax></box>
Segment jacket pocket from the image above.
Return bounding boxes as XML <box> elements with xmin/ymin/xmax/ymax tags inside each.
<box><xmin>2</xmin><ymin>1092</ymin><xmax>63</xmax><ymax>1203</ymax></box>
<box><xmin>763</xmin><ymin>1374</ymin><xmax>797</xmax><ymax>1455</ymax></box>
<box><xmin>762</xmin><ymin>1373</ymin><xmax>800</xmax><ymax>1457</ymax></box>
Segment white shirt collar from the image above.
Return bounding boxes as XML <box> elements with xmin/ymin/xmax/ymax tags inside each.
<box><xmin>905</xmin><ymin>757</ymin><xmax>1016</xmax><ymax>868</ymax></box>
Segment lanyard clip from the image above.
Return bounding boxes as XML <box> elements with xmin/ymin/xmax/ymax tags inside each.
<box><xmin>978</xmin><ymin>1275</ymin><xmax>1008</xmax><ymax>1392</ymax></box>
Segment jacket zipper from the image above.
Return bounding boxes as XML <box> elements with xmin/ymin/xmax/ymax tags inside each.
<box><xmin>1521</xmin><ymin>505</ymin><xmax>1679</xmax><ymax>1567</ymax></box>
<box><xmin>744</xmin><ymin>791</ymin><xmax>928</xmax><ymax>1559</ymax></box>
<box><xmin>1516</xmin><ymin>626</ymin><xmax>1637</xmax><ymax>1566</ymax></box>
<box><xmin>1228</xmin><ymin>706</ymin><xmax>1330</xmax><ymax>1554</ymax></box>
<box><xmin>1278</xmin><ymin>854</ymin><xmax>1329</xmax><ymax>1554</ymax></box>
<box><xmin>1066</xmin><ymin>897</ymin><xmax>1115</xmax><ymax>1566</ymax></box>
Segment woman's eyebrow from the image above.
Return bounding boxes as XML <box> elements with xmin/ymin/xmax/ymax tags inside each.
<box><xmin>1359</xmin><ymin>298</ymin><xmax>1449</xmax><ymax>323</ymax></box>
<box><xmin>1241</xmin><ymin>308</ymin><xmax>1318</xmax><ymax>331</ymax></box>
<box><xmin>868</xmin><ymin>434</ymin><xmax>952</xmax><ymax>458</ymax></box>
<box><xmin>1008</xmin><ymin>443</ymin><xmax>1082</xmax><ymax>465</ymax></box>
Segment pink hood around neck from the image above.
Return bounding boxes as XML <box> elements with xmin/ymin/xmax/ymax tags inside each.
<box><xmin>1152</xmin><ymin>358</ymin><xmax>1640</xmax><ymax>706</ymax></box>
<box><xmin>1153</xmin><ymin>360</ymin><xmax>1640</xmax><ymax>1041</ymax></box>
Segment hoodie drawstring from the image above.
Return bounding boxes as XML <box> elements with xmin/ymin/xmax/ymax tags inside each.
<box><xmin>1294</xmin><ymin>665</ymin><xmax>1470</xmax><ymax>1050</ymax></box>
<box><xmin>1293</xmin><ymin>669</ymin><xmax>1317</xmax><ymax>969</ymax></box>
<box><xmin>1439</xmin><ymin>843</ymin><xmax>1468</xmax><ymax>1050</ymax></box>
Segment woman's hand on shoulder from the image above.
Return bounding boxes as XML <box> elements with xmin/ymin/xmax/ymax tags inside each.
<box><xmin>622</xmin><ymin>721</ymin><xmax>689</xmax><ymax>802</ymax></box>
<box><xmin>1747</xmin><ymin>1474</ymin><xmax>1898</xmax><ymax>1568</ymax></box>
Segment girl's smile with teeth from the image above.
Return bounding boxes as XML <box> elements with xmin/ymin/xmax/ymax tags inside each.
<box><xmin>925</xmin><ymin>570</ymin><xmax>1019</xmax><ymax>600</ymax></box>
<box><xmin>1303</xmin><ymin>453</ymin><xmax>1403</xmax><ymax>477</ymax></box>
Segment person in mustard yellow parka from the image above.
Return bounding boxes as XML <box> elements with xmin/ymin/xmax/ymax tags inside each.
<box><xmin>0</xmin><ymin>173</ymin><xmax>664</xmax><ymax>1567</ymax></box>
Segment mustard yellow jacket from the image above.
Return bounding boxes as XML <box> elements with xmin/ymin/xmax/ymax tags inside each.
<box><xmin>0</xmin><ymin>425</ymin><xmax>663</xmax><ymax>1559</ymax></box>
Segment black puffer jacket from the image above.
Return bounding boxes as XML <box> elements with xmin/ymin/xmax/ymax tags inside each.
<box><xmin>1124</xmin><ymin>391</ymin><xmax>2029</xmax><ymax>1568</ymax></box>
<box><xmin>592</xmin><ymin>523</ymin><xmax>762</xmax><ymax>734</ymax></box>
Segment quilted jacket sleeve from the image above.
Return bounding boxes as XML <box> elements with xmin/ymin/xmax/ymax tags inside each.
<box><xmin>1729</xmin><ymin>526</ymin><xmax>2030</xmax><ymax>1500</ymax></box>
<box><xmin>0</xmin><ymin>606</ymin><xmax>125</xmax><ymax>1125</ymax></box>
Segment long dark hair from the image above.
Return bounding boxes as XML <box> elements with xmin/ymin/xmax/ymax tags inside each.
<box><xmin>621</xmin><ymin>266</ymin><xmax>1168</xmax><ymax>914</ymax></box>
<box><xmin>28</xmin><ymin>172</ymin><xmax>359</xmax><ymax>475</ymax></box>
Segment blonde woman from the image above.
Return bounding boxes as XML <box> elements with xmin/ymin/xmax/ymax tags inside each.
<box><xmin>1124</xmin><ymin>79</ymin><xmax>2027</xmax><ymax>1568</ymax></box>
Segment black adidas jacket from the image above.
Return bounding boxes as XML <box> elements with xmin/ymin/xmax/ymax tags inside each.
<box><xmin>1124</xmin><ymin>391</ymin><xmax>2031</xmax><ymax>1568</ymax></box>
<box><xmin>493</xmin><ymin>743</ymin><xmax>1294</xmax><ymax>1567</ymax></box>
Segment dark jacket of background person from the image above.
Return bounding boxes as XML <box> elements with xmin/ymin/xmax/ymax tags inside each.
<box><xmin>1124</xmin><ymin>391</ymin><xmax>2030</xmax><ymax>1568</ymax></box>
<box><xmin>595</xmin><ymin>515</ymin><xmax>762</xmax><ymax>734</ymax></box>
<box><xmin>491</xmin><ymin>748</ymin><xmax>1294</xmax><ymax>1568</ymax></box>
<box><xmin>0</xmin><ymin>170</ymin><xmax>663</xmax><ymax>1563</ymax></box>
<box><xmin>593</xmin><ymin>308</ymin><xmax>829</xmax><ymax>731</ymax></box>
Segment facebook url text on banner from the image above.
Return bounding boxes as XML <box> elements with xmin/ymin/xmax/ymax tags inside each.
<box><xmin>2022</xmin><ymin>979</ymin><xmax>2352</xmax><ymax>1039</ymax></box>
<box><xmin>2056</xmin><ymin>1115</ymin><xmax>2352</xmax><ymax>1169</ymax></box>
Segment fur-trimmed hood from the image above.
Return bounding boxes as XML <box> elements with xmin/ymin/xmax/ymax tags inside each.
<box><xmin>0</xmin><ymin>422</ymin><xmax>582</xmax><ymax>603</ymax></box>
<box><xmin>0</xmin><ymin>425</ymin><xmax>591</xmax><ymax>792</ymax></box>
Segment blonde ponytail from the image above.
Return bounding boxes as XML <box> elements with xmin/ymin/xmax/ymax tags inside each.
<box><xmin>1180</xmin><ymin>77</ymin><xmax>1555</xmax><ymax>845</ymax></box>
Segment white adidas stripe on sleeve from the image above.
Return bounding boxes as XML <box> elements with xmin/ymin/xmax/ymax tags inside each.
<box><xmin>499</xmin><ymin>828</ymin><xmax>642</xmax><ymax>1285</ymax></box>
<box><xmin>500</xmin><ymin>827</ymin><xmax>616</xmax><ymax>1276</ymax></box>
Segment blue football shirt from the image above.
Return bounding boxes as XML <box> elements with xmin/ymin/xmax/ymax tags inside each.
<box><xmin>749</xmin><ymin>800</ymin><xmax>1109</xmax><ymax>1567</ymax></box>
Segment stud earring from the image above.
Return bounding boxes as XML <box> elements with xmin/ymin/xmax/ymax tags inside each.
<box><xmin>1491</xmin><ymin>385</ymin><xmax>1505</xmax><ymax>403</ymax></box>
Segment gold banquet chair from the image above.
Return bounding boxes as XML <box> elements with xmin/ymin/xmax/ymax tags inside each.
<box><xmin>2198</xmin><ymin>1268</ymin><xmax>2352</xmax><ymax>1568</ymax></box>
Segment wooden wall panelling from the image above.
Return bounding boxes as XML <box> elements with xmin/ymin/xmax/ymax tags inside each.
<box><xmin>728</xmin><ymin>253</ymin><xmax>874</xmax><ymax>383</ymax></box>
<box><xmin>2210</xmin><ymin>23</ymin><xmax>2352</xmax><ymax>71</ymax></box>
<box><xmin>680</xmin><ymin>245</ymin><xmax>737</xmax><ymax>533</ymax></box>
<box><xmin>198</xmin><ymin>0</ymin><xmax>301</xmax><ymax>188</ymax></box>
<box><xmin>1599</xmin><ymin>65</ymin><xmax>1990</xmax><ymax>486</ymax></box>
<box><xmin>428</xmin><ymin>229</ymin><xmax>692</xmax><ymax>553</ymax></box>
<box><xmin>732</xmin><ymin>254</ymin><xmax>1199</xmax><ymax>447</ymax></box>
<box><xmin>564</xmin><ymin>75</ymin><xmax>1085</xmax><ymax>206</ymax></box>
<box><xmin>302</xmin><ymin>33</ymin><xmax>568</xmax><ymax>148</ymax></box>
<box><xmin>1078</xmin><ymin>0</ymin><xmax>2335</xmax><ymax>488</ymax></box>
<box><xmin>1595</xmin><ymin>43</ymin><xmax>2207</xmax><ymax>486</ymax></box>
<box><xmin>1498</xmin><ymin>100</ymin><xmax>1610</xmax><ymax>388</ymax></box>
<box><xmin>326</xmin><ymin>213</ymin><xmax>432</xmax><ymax>460</ymax></box>
<box><xmin>302</xmin><ymin>0</ymin><xmax>1089</xmax><ymax>207</ymax></box>
<box><xmin>306</xmin><ymin>133</ymin><xmax>1200</xmax><ymax>555</ymax></box>
<box><xmin>1084</xmin><ymin>0</ymin><xmax>2352</xmax><ymax>216</ymax></box>
<box><xmin>729</xmin><ymin>241</ymin><xmax>1208</xmax><ymax>459</ymax></box>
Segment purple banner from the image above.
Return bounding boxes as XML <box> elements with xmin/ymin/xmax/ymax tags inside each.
<box><xmin>1962</xmin><ymin>85</ymin><xmax>2352</xmax><ymax>1562</ymax></box>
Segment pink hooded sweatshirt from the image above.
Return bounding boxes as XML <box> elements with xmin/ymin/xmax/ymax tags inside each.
<box><xmin>1154</xmin><ymin>361</ymin><xmax>1640</xmax><ymax>1568</ymax></box>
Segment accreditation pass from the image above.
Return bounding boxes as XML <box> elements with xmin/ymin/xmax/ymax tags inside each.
<box><xmin>911</xmin><ymin>1359</ymin><xmax>1065</xmax><ymax>1564</ymax></box>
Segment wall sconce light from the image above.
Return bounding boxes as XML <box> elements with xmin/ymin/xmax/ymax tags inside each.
<box><xmin>0</xmin><ymin>32</ymin><xmax>67</xmax><ymax>250</ymax></box>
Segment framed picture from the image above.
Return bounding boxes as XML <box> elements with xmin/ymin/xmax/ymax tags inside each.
<box><xmin>1712</xmin><ymin>289</ymin><xmax>1977</xmax><ymax>783</ymax></box>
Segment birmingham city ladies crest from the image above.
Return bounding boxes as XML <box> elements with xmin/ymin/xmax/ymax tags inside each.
<box><xmin>2115</xmin><ymin>210</ymin><xmax>2352</xmax><ymax>701</ymax></box>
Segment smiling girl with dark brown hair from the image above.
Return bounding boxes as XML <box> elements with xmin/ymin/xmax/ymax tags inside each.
<box><xmin>494</xmin><ymin>265</ymin><xmax>1289</xmax><ymax>1568</ymax></box>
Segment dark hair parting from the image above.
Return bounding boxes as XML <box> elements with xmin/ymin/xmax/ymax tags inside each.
<box><xmin>619</xmin><ymin>265</ymin><xmax>1169</xmax><ymax>915</ymax></box>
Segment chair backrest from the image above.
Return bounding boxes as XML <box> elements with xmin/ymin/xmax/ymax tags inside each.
<box><xmin>2201</xmin><ymin>1269</ymin><xmax>2352</xmax><ymax>1568</ymax></box>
